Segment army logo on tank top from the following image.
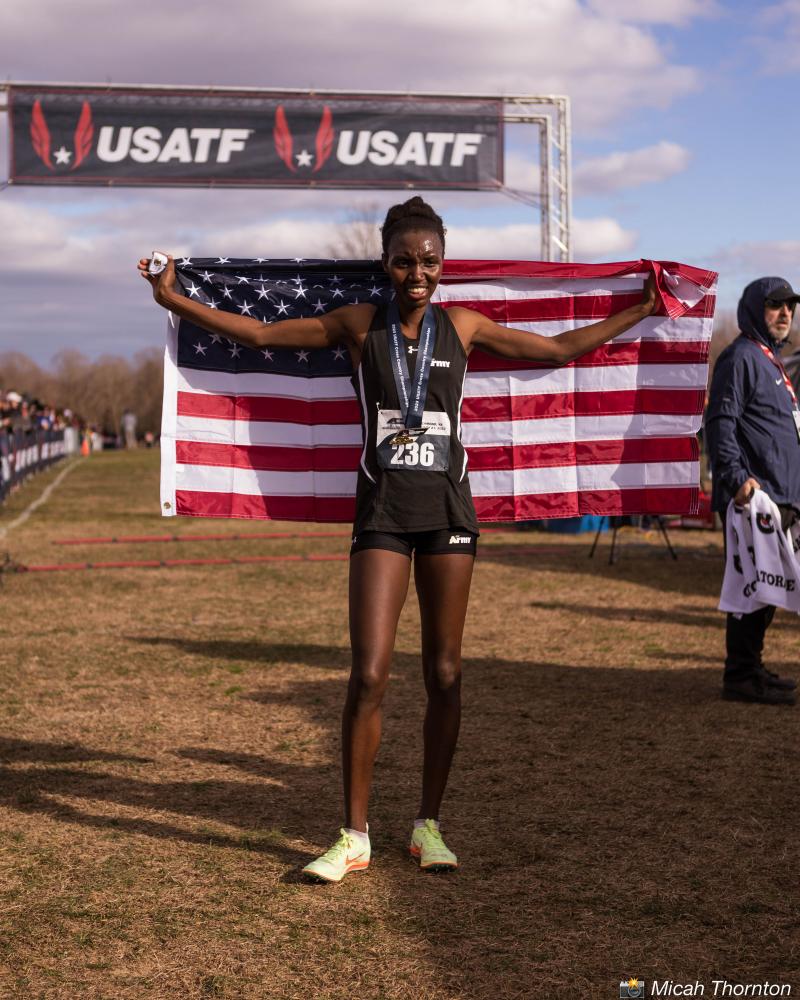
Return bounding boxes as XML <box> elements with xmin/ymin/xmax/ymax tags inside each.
<box><xmin>376</xmin><ymin>409</ymin><xmax>451</xmax><ymax>471</ymax></box>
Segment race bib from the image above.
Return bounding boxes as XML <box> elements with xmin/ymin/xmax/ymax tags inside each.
<box><xmin>376</xmin><ymin>408</ymin><xmax>450</xmax><ymax>471</ymax></box>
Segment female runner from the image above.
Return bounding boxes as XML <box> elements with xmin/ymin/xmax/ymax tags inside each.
<box><xmin>139</xmin><ymin>197</ymin><xmax>656</xmax><ymax>882</ymax></box>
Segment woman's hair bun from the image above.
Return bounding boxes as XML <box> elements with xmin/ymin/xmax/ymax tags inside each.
<box><xmin>381</xmin><ymin>197</ymin><xmax>446</xmax><ymax>254</ymax></box>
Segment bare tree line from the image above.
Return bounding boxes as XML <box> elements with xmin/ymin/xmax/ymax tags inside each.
<box><xmin>709</xmin><ymin>310</ymin><xmax>738</xmax><ymax>368</ymax></box>
<box><xmin>327</xmin><ymin>202</ymin><xmax>383</xmax><ymax>259</ymax></box>
<box><xmin>0</xmin><ymin>349</ymin><xmax>164</xmax><ymax>436</ymax></box>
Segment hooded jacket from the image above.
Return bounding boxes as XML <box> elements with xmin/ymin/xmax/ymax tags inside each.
<box><xmin>705</xmin><ymin>276</ymin><xmax>800</xmax><ymax>511</ymax></box>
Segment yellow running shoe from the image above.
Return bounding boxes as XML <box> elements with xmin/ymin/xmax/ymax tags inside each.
<box><xmin>409</xmin><ymin>820</ymin><xmax>458</xmax><ymax>872</ymax></box>
<box><xmin>302</xmin><ymin>829</ymin><xmax>371</xmax><ymax>883</ymax></box>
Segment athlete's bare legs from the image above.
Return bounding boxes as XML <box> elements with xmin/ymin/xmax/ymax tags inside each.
<box><xmin>344</xmin><ymin>548</ymin><xmax>411</xmax><ymax>832</ymax></box>
<box><xmin>413</xmin><ymin>553</ymin><xmax>474</xmax><ymax>821</ymax></box>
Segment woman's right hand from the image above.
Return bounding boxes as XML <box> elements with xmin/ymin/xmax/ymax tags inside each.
<box><xmin>639</xmin><ymin>272</ymin><xmax>658</xmax><ymax>317</ymax></box>
<box><xmin>137</xmin><ymin>255</ymin><xmax>179</xmax><ymax>307</ymax></box>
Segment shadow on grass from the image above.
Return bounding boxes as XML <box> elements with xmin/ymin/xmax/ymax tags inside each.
<box><xmin>479</xmin><ymin>539</ymin><xmax>724</xmax><ymax>597</ymax></box>
<box><xmin>0</xmin><ymin>643</ymin><xmax>742</xmax><ymax>852</ymax></box>
<box><xmin>528</xmin><ymin>598</ymin><xmax>799</xmax><ymax>633</ymax></box>
<box><xmin>4</xmin><ymin>640</ymin><xmax>799</xmax><ymax>992</ymax></box>
<box><xmin>131</xmin><ymin>632</ymin><xmax>735</xmax><ymax>678</ymax></box>
<box><xmin>529</xmin><ymin>598</ymin><xmax>726</xmax><ymax>630</ymax></box>
<box><xmin>0</xmin><ymin>738</ymin><xmax>152</xmax><ymax>765</ymax></box>
<box><xmin>128</xmin><ymin>635</ymin><xmax>725</xmax><ymax>702</ymax></box>
<box><xmin>0</xmin><ymin>646</ymin><xmax>728</xmax><ymax>850</ymax></box>
<box><xmin>132</xmin><ymin>635</ymin><xmax>352</xmax><ymax>669</ymax></box>
<box><xmin>0</xmin><ymin>748</ymin><xmax>325</xmax><ymax>867</ymax></box>
<box><xmin>158</xmin><ymin>641</ymin><xmax>800</xmax><ymax>985</ymax></box>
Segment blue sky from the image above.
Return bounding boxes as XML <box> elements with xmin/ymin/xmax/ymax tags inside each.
<box><xmin>1</xmin><ymin>0</ymin><xmax>799</xmax><ymax>363</ymax></box>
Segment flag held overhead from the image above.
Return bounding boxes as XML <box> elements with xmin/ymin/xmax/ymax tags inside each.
<box><xmin>159</xmin><ymin>257</ymin><xmax>717</xmax><ymax>523</ymax></box>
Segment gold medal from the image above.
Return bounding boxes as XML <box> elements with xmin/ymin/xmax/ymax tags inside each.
<box><xmin>391</xmin><ymin>430</ymin><xmax>414</xmax><ymax>447</ymax></box>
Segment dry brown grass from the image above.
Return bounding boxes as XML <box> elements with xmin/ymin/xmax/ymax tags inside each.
<box><xmin>1</xmin><ymin>451</ymin><xmax>798</xmax><ymax>999</ymax></box>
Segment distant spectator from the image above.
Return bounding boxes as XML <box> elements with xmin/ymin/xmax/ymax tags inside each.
<box><xmin>2</xmin><ymin>392</ymin><xmax>21</xmax><ymax>426</ymax></box>
<box><xmin>121</xmin><ymin>409</ymin><xmax>138</xmax><ymax>449</ymax></box>
<box><xmin>16</xmin><ymin>399</ymin><xmax>33</xmax><ymax>433</ymax></box>
<box><xmin>0</xmin><ymin>388</ymin><xmax>73</xmax><ymax>501</ymax></box>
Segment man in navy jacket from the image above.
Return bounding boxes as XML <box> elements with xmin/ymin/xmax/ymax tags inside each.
<box><xmin>706</xmin><ymin>276</ymin><xmax>800</xmax><ymax>705</ymax></box>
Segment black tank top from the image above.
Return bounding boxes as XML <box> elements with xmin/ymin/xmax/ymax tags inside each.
<box><xmin>350</xmin><ymin>304</ymin><xmax>479</xmax><ymax>535</ymax></box>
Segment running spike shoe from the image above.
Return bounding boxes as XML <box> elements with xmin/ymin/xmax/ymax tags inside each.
<box><xmin>302</xmin><ymin>829</ymin><xmax>371</xmax><ymax>883</ymax></box>
<box><xmin>409</xmin><ymin>820</ymin><xmax>458</xmax><ymax>872</ymax></box>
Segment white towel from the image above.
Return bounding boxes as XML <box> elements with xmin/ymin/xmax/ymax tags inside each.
<box><xmin>719</xmin><ymin>489</ymin><xmax>800</xmax><ymax>615</ymax></box>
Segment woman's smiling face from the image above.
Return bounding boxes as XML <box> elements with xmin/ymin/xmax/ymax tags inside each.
<box><xmin>383</xmin><ymin>229</ymin><xmax>444</xmax><ymax>310</ymax></box>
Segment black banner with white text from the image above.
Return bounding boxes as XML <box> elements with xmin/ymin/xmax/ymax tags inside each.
<box><xmin>8</xmin><ymin>85</ymin><xmax>504</xmax><ymax>189</ymax></box>
<box><xmin>0</xmin><ymin>429</ymin><xmax>66</xmax><ymax>505</ymax></box>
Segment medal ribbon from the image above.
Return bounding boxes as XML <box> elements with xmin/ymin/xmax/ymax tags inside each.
<box><xmin>386</xmin><ymin>300</ymin><xmax>437</xmax><ymax>429</ymax></box>
<box><xmin>749</xmin><ymin>338</ymin><xmax>799</xmax><ymax>409</ymax></box>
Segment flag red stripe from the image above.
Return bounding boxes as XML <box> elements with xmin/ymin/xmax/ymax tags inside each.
<box><xmin>178</xmin><ymin>387</ymin><xmax>704</xmax><ymax>424</ymax></box>
<box><xmin>175</xmin><ymin>490</ymin><xmax>356</xmax><ymax>522</ymax></box>
<box><xmin>466</xmin><ymin>340</ymin><xmax>709</xmax><ymax>372</ymax></box>
<box><xmin>461</xmin><ymin>388</ymin><xmax>705</xmax><ymax>422</ymax></box>
<box><xmin>177</xmin><ymin>391</ymin><xmax>362</xmax><ymax>424</ymax></box>
<box><xmin>441</xmin><ymin>258</ymin><xmax>717</xmax><ymax>289</ymax></box>
<box><xmin>442</xmin><ymin>293</ymin><xmax>714</xmax><ymax>321</ymax></box>
<box><xmin>466</xmin><ymin>436</ymin><xmax>698</xmax><ymax>470</ymax></box>
<box><xmin>175</xmin><ymin>436</ymin><xmax>697</xmax><ymax>473</ymax></box>
<box><xmin>472</xmin><ymin>486</ymin><xmax>699</xmax><ymax>520</ymax></box>
<box><xmin>174</xmin><ymin>486</ymin><xmax>698</xmax><ymax>522</ymax></box>
<box><xmin>176</xmin><ymin>440</ymin><xmax>361</xmax><ymax>471</ymax></box>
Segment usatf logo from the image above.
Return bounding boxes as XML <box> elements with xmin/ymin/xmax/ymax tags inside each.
<box><xmin>273</xmin><ymin>104</ymin><xmax>484</xmax><ymax>174</ymax></box>
<box><xmin>30</xmin><ymin>99</ymin><xmax>94</xmax><ymax>171</ymax></box>
<box><xmin>273</xmin><ymin>104</ymin><xmax>334</xmax><ymax>173</ymax></box>
<box><xmin>30</xmin><ymin>100</ymin><xmax>253</xmax><ymax>169</ymax></box>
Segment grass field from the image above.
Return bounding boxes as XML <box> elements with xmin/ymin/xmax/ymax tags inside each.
<box><xmin>1</xmin><ymin>450</ymin><xmax>798</xmax><ymax>1000</ymax></box>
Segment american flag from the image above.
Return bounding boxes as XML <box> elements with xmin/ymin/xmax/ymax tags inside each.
<box><xmin>159</xmin><ymin>257</ymin><xmax>717</xmax><ymax>522</ymax></box>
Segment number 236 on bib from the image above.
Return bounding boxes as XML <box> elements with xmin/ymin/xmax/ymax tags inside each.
<box><xmin>376</xmin><ymin>409</ymin><xmax>450</xmax><ymax>471</ymax></box>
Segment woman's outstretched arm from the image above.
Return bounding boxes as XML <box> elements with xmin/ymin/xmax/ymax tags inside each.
<box><xmin>449</xmin><ymin>273</ymin><xmax>658</xmax><ymax>364</ymax></box>
<box><xmin>137</xmin><ymin>255</ymin><xmax>368</xmax><ymax>351</ymax></box>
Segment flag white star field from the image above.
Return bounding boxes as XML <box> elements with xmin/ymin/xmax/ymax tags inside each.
<box><xmin>159</xmin><ymin>257</ymin><xmax>717</xmax><ymax>522</ymax></box>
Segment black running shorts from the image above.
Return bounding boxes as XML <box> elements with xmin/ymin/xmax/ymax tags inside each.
<box><xmin>350</xmin><ymin>528</ymin><xmax>478</xmax><ymax>558</ymax></box>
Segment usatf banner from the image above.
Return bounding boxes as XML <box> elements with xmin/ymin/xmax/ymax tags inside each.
<box><xmin>8</xmin><ymin>85</ymin><xmax>504</xmax><ymax>189</ymax></box>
